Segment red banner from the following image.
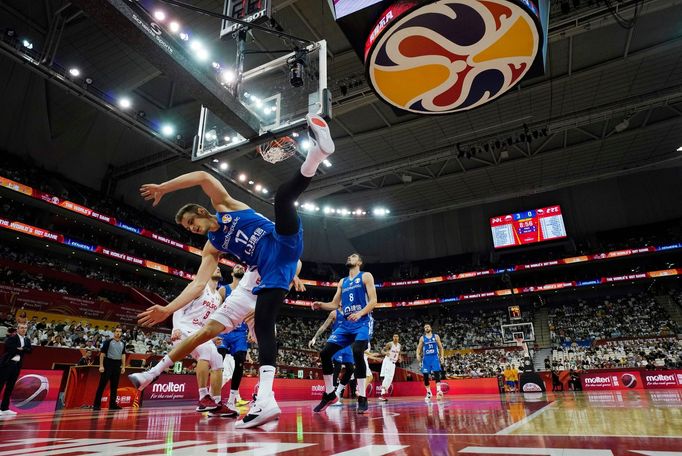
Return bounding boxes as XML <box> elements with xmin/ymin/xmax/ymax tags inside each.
<box><xmin>581</xmin><ymin>371</ymin><xmax>645</xmax><ymax>391</ymax></box>
<box><xmin>641</xmin><ymin>370</ymin><xmax>682</xmax><ymax>389</ymax></box>
<box><xmin>7</xmin><ymin>369</ymin><xmax>64</xmax><ymax>413</ymax></box>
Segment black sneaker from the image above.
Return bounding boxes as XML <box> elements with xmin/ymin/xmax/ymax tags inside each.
<box><xmin>313</xmin><ymin>392</ymin><xmax>338</xmax><ymax>413</ymax></box>
<box><xmin>357</xmin><ymin>396</ymin><xmax>368</xmax><ymax>414</ymax></box>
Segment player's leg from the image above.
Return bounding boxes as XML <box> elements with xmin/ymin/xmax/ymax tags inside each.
<box><xmin>313</xmin><ymin>340</ymin><xmax>346</xmax><ymax>412</ymax></box>
<box><xmin>351</xmin><ymin>340</ymin><xmax>370</xmax><ymax>414</ymax></box>
<box><xmin>129</xmin><ymin>320</ymin><xmax>227</xmax><ymax>390</ymax></box>
<box><xmin>195</xmin><ymin>359</ymin><xmax>218</xmax><ymax>411</ymax></box>
<box><xmin>228</xmin><ymin>350</ymin><xmax>247</xmax><ymax>406</ymax></box>
<box><xmin>332</xmin><ymin>359</ymin><xmax>342</xmax><ymax>387</ymax></box>
<box><xmin>423</xmin><ymin>370</ymin><xmax>433</xmax><ymax>401</ymax></box>
<box><xmin>434</xmin><ymin>370</ymin><xmax>444</xmax><ymax>400</ymax></box>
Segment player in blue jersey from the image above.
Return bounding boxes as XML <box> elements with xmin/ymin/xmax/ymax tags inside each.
<box><xmin>135</xmin><ymin>114</ymin><xmax>333</xmax><ymax>428</ymax></box>
<box><xmin>219</xmin><ymin>322</ymin><xmax>250</xmax><ymax>408</ymax></box>
<box><xmin>308</xmin><ymin>310</ymin><xmax>356</xmax><ymax>405</ymax></box>
<box><xmin>416</xmin><ymin>324</ymin><xmax>445</xmax><ymax>401</ymax></box>
<box><xmin>311</xmin><ymin>253</ymin><xmax>377</xmax><ymax>414</ymax></box>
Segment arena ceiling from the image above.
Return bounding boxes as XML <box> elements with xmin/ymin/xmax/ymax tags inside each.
<box><xmin>1</xmin><ymin>0</ymin><xmax>682</xmax><ymax>230</ymax></box>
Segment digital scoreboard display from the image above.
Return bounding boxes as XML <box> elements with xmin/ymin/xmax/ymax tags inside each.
<box><xmin>331</xmin><ymin>0</ymin><xmax>384</xmax><ymax>19</ymax></box>
<box><xmin>490</xmin><ymin>205</ymin><xmax>567</xmax><ymax>249</ymax></box>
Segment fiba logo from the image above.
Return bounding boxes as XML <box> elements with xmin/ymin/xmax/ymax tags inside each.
<box><xmin>11</xmin><ymin>374</ymin><xmax>49</xmax><ymax>409</ymax></box>
<box><xmin>366</xmin><ymin>0</ymin><xmax>540</xmax><ymax>114</ymax></box>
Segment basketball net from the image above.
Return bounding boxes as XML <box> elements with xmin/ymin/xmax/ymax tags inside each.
<box><xmin>257</xmin><ymin>136</ymin><xmax>298</xmax><ymax>164</ymax></box>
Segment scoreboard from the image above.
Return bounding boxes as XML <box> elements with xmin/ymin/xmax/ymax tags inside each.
<box><xmin>490</xmin><ymin>205</ymin><xmax>567</xmax><ymax>249</ymax></box>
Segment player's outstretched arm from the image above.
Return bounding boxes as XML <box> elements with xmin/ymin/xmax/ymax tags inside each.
<box><xmin>140</xmin><ymin>171</ymin><xmax>249</xmax><ymax>212</ymax></box>
<box><xmin>138</xmin><ymin>241</ymin><xmax>220</xmax><ymax>326</ymax></box>
<box><xmin>312</xmin><ymin>282</ymin><xmax>342</xmax><ymax>311</ymax></box>
<box><xmin>309</xmin><ymin>310</ymin><xmax>336</xmax><ymax>348</ymax></box>
<box><xmin>348</xmin><ymin>272</ymin><xmax>377</xmax><ymax>322</ymax></box>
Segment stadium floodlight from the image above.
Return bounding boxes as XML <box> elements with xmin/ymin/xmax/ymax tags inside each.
<box><xmin>118</xmin><ymin>97</ymin><xmax>132</xmax><ymax>109</ymax></box>
<box><xmin>160</xmin><ymin>124</ymin><xmax>175</xmax><ymax>137</ymax></box>
<box><xmin>68</xmin><ymin>68</ymin><xmax>80</xmax><ymax>77</ymax></box>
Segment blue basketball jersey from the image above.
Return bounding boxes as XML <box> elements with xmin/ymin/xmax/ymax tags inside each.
<box><xmin>340</xmin><ymin>272</ymin><xmax>370</xmax><ymax>323</ymax></box>
<box><xmin>332</xmin><ymin>309</ymin><xmax>344</xmax><ymax>331</ymax></box>
<box><xmin>423</xmin><ymin>334</ymin><xmax>439</xmax><ymax>357</ymax></box>
<box><xmin>207</xmin><ymin>209</ymin><xmax>275</xmax><ymax>264</ymax></box>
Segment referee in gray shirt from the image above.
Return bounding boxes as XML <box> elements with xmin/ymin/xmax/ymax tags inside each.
<box><xmin>93</xmin><ymin>326</ymin><xmax>126</xmax><ymax>410</ymax></box>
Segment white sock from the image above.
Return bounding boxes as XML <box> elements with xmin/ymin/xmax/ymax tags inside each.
<box><xmin>300</xmin><ymin>146</ymin><xmax>332</xmax><ymax>177</ymax></box>
<box><xmin>323</xmin><ymin>374</ymin><xmax>335</xmax><ymax>394</ymax></box>
<box><xmin>357</xmin><ymin>378</ymin><xmax>366</xmax><ymax>397</ymax></box>
<box><xmin>199</xmin><ymin>387</ymin><xmax>209</xmax><ymax>398</ymax></box>
<box><xmin>149</xmin><ymin>355</ymin><xmax>173</xmax><ymax>377</ymax></box>
<box><xmin>426</xmin><ymin>387</ymin><xmax>432</xmax><ymax>394</ymax></box>
<box><xmin>336</xmin><ymin>383</ymin><xmax>345</xmax><ymax>396</ymax></box>
<box><xmin>258</xmin><ymin>365</ymin><xmax>276</xmax><ymax>398</ymax></box>
<box><xmin>229</xmin><ymin>390</ymin><xmax>237</xmax><ymax>403</ymax></box>
<box><xmin>436</xmin><ymin>382</ymin><xmax>442</xmax><ymax>393</ymax></box>
<box><xmin>212</xmin><ymin>395</ymin><xmax>221</xmax><ymax>403</ymax></box>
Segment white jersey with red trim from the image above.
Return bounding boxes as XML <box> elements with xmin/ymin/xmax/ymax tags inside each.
<box><xmin>172</xmin><ymin>283</ymin><xmax>221</xmax><ymax>337</ymax></box>
<box><xmin>387</xmin><ymin>342</ymin><xmax>401</xmax><ymax>363</ymax></box>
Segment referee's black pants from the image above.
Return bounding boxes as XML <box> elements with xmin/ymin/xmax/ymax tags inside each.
<box><xmin>0</xmin><ymin>361</ymin><xmax>21</xmax><ymax>410</ymax></box>
<box><xmin>93</xmin><ymin>358</ymin><xmax>121</xmax><ymax>408</ymax></box>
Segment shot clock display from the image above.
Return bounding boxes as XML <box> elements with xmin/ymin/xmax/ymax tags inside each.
<box><xmin>490</xmin><ymin>205</ymin><xmax>567</xmax><ymax>249</ymax></box>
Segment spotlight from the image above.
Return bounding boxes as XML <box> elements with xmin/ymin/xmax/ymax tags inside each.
<box><xmin>212</xmin><ymin>62</ymin><xmax>221</xmax><ymax>69</ymax></box>
<box><xmin>323</xmin><ymin>159</ymin><xmax>332</xmax><ymax>168</ymax></box>
<box><xmin>255</xmin><ymin>184</ymin><xmax>262</xmax><ymax>191</ymax></box>
<box><xmin>169</xmin><ymin>21</ymin><xmax>180</xmax><ymax>33</ymax></box>
<box><xmin>221</xmin><ymin>69</ymin><xmax>236</xmax><ymax>84</ymax></box>
<box><xmin>118</xmin><ymin>97</ymin><xmax>132</xmax><ymax>109</ymax></box>
<box><xmin>292</xmin><ymin>132</ymin><xmax>299</xmax><ymax>138</ymax></box>
<box><xmin>205</xmin><ymin>130</ymin><xmax>217</xmax><ymax>141</ymax></box>
<box><xmin>160</xmin><ymin>124</ymin><xmax>175</xmax><ymax>137</ymax></box>
<box><xmin>677</xmin><ymin>146</ymin><xmax>682</xmax><ymax>152</ymax></box>
<box><xmin>301</xmin><ymin>139</ymin><xmax>311</xmax><ymax>150</ymax></box>
<box><xmin>85</xmin><ymin>77</ymin><xmax>93</xmax><ymax>85</ymax></box>
<box><xmin>212</xmin><ymin>159</ymin><xmax>219</xmax><ymax>163</ymax></box>
<box><xmin>189</xmin><ymin>40</ymin><xmax>202</xmax><ymax>51</ymax></box>
<box><xmin>238</xmin><ymin>174</ymin><xmax>247</xmax><ymax>182</ymax></box>
<box><xmin>373</xmin><ymin>208</ymin><xmax>388</xmax><ymax>216</ymax></box>
<box><xmin>219</xmin><ymin>162</ymin><xmax>228</xmax><ymax>171</ymax></box>
<box><xmin>21</xmin><ymin>39</ymin><xmax>33</xmax><ymax>50</ymax></box>
<box><xmin>294</xmin><ymin>201</ymin><xmax>299</xmax><ymax>207</ymax></box>
<box><xmin>68</xmin><ymin>68</ymin><xmax>80</xmax><ymax>77</ymax></box>
<box><xmin>153</xmin><ymin>10</ymin><xmax>166</xmax><ymax>21</ymax></box>
<box><xmin>195</xmin><ymin>48</ymin><xmax>210</xmax><ymax>62</ymax></box>
<box><xmin>179</xmin><ymin>32</ymin><xmax>189</xmax><ymax>41</ymax></box>
<box><xmin>262</xmin><ymin>188</ymin><xmax>268</xmax><ymax>194</ymax></box>
<box><xmin>323</xmin><ymin>207</ymin><xmax>331</xmax><ymax>214</ymax></box>
<box><xmin>224</xmin><ymin>136</ymin><xmax>231</xmax><ymax>142</ymax></box>
<box><xmin>232</xmin><ymin>136</ymin><xmax>239</xmax><ymax>143</ymax></box>
<box><xmin>248</xmin><ymin>180</ymin><xmax>254</xmax><ymax>185</ymax></box>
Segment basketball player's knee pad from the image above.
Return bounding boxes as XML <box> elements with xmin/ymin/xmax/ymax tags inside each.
<box><xmin>320</xmin><ymin>343</ymin><xmax>339</xmax><ymax>374</ymax></box>
<box><xmin>351</xmin><ymin>341</ymin><xmax>368</xmax><ymax>366</ymax></box>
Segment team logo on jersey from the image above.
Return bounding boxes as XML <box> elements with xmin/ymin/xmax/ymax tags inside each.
<box><xmin>221</xmin><ymin>214</ymin><xmax>232</xmax><ymax>224</ymax></box>
<box><xmin>355</xmin><ymin>278</ymin><xmax>361</xmax><ymax>284</ymax></box>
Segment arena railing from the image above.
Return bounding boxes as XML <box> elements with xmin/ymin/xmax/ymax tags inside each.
<box><xmin>1</xmin><ymin>216</ymin><xmax>680</xmax><ymax>309</ymax></box>
<box><xmin>2</xmin><ymin>175</ymin><xmax>681</xmax><ymax>290</ymax></box>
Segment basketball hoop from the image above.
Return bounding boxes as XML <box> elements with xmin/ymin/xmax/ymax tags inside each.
<box><xmin>257</xmin><ymin>136</ymin><xmax>298</xmax><ymax>164</ymax></box>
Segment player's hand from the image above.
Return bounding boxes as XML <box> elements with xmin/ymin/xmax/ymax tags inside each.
<box><xmin>348</xmin><ymin>312</ymin><xmax>363</xmax><ymax>322</ymax></box>
<box><xmin>121</xmin><ymin>366</ymin><xmax>125</xmax><ymax>374</ymax></box>
<box><xmin>311</xmin><ymin>301</ymin><xmax>323</xmax><ymax>311</ymax></box>
<box><xmin>138</xmin><ymin>305</ymin><xmax>170</xmax><ymax>327</ymax></box>
<box><xmin>292</xmin><ymin>276</ymin><xmax>306</xmax><ymax>292</ymax></box>
<box><xmin>213</xmin><ymin>337</ymin><xmax>222</xmax><ymax>346</ymax></box>
<box><xmin>244</xmin><ymin>311</ymin><xmax>255</xmax><ymax>328</ymax></box>
<box><xmin>140</xmin><ymin>183</ymin><xmax>167</xmax><ymax>207</ymax></box>
<box><xmin>99</xmin><ymin>366</ymin><xmax>105</xmax><ymax>373</ymax></box>
<box><xmin>308</xmin><ymin>338</ymin><xmax>316</xmax><ymax>349</ymax></box>
<box><xmin>170</xmin><ymin>329</ymin><xmax>182</xmax><ymax>342</ymax></box>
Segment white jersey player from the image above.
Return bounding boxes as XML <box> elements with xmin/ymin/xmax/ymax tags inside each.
<box><xmin>378</xmin><ymin>334</ymin><xmax>401</xmax><ymax>401</ymax></box>
<box><xmin>130</xmin><ymin>261</ymin><xmax>304</xmax><ymax>426</ymax></box>
<box><xmin>170</xmin><ymin>268</ymin><xmax>225</xmax><ymax>414</ymax></box>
